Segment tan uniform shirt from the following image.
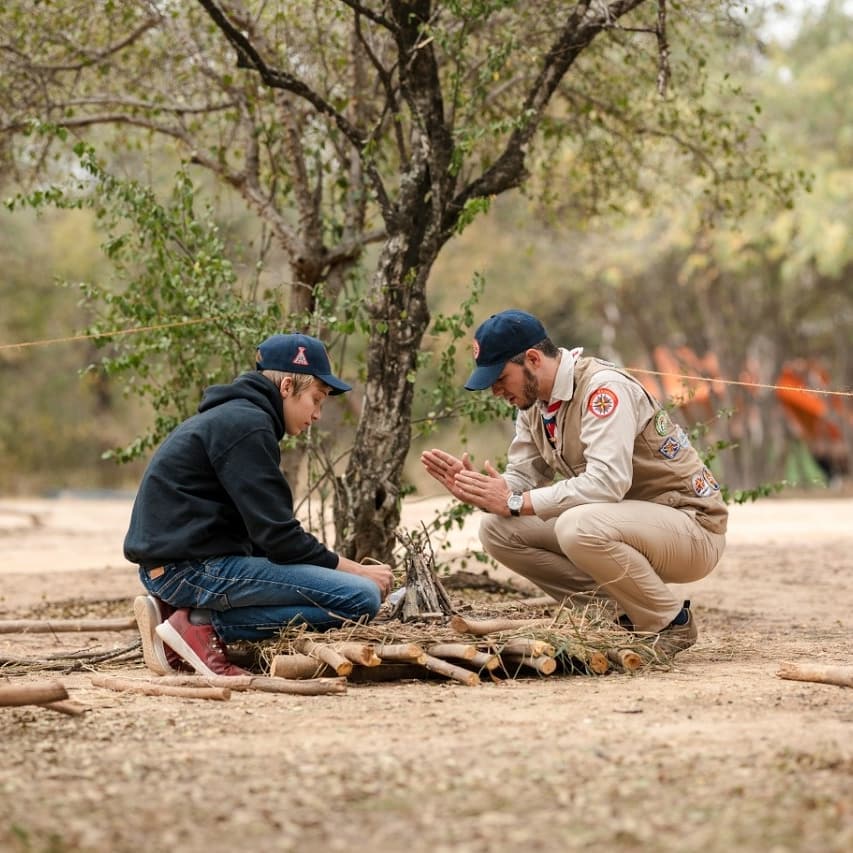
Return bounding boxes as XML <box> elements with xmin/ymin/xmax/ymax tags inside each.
<box><xmin>503</xmin><ymin>348</ymin><xmax>728</xmax><ymax>535</ymax></box>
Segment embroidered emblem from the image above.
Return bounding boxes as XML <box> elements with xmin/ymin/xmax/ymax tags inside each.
<box><xmin>692</xmin><ymin>466</ymin><xmax>720</xmax><ymax>497</ymax></box>
<box><xmin>676</xmin><ymin>426</ymin><xmax>691</xmax><ymax>447</ymax></box>
<box><xmin>659</xmin><ymin>436</ymin><xmax>681</xmax><ymax>459</ymax></box>
<box><xmin>292</xmin><ymin>346</ymin><xmax>310</xmax><ymax>366</ymax></box>
<box><xmin>654</xmin><ymin>410</ymin><xmax>671</xmax><ymax>436</ymax></box>
<box><xmin>587</xmin><ymin>388</ymin><xmax>619</xmax><ymax>419</ymax></box>
<box><xmin>472</xmin><ymin>338</ymin><xmax>481</xmax><ymax>360</ymax></box>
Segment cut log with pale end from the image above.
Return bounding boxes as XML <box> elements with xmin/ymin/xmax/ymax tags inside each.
<box><xmin>336</xmin><ymin>642</ymin><xmax>382</xmax><ymax>667</ymax></box>
<box><xmin>500</xmin><ymin>638</ymin><xmax>556</xmax><ymax>658</ymax></box>
<box><xmin>0</xmin><ymin>617</ymin><xmax>137</xmax><ymax>634</ymax></box>
<box><xmin>0</xmin><ymin>680</ymin><xmax>69</xmax><ymax>707</ymax></box>
<box><xmin>587</xmin><ymin>651</ymin><xmax>610</xmax><ymax>675</ymax></box>
<box><xmin>269</xmin><ymin>653</ymin><xmax>329</xmax><ymax>680</ymax></box>
<box><xmin>501</xmin><ymin>652</ymin><xmax>557</xmax><ymax>676</ymax></box>
<box><xmin>449</xmin><ymin>614</ymin><xmax>550</xmax><ymax>636</ymax></box>
<box><xmin>607</xmin><ymin>648</ymin><xmax>644</xmax><ymax>672</ymax></box>
<box><xmin>427</xmin><ymin>643</ymin><xmax>478</xmax><ymax>661</ymax></box>
<box><xmin>377</xmin><ymin>642</ymin><xmax>427</xmax><ymax>664</ymax></box>
<box><xmin>91</xmin><ymin>674</ymin><xmax>230</xmax><ymax>701</ymax></box>
<box><xmin>777</xmin><ymin>663</ymin><xmax>853</xmax><ymax>689</ymax></box>
<box><xmin>469</xmin><ymin>651</ymin><xmax>501</xmax><ymax>671</ymax></box>
<box><xmin>420</xmin><ymin>654</ymin><xmax>481</xmax><ymax>686</ymax></box>
<box><xmin>157</xmin><ymin>673</ymin><xmax>347</xmax><ymax>696</ymax></box>
<box><xmin>295</xmin><ymin>639</ymin><xmax>353</xmax><ymax>677</ymax></box>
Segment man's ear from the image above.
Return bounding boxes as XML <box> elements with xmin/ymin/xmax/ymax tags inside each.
<box><xmin>279</xmin><ymin>376</ymin><xmax>293</xmax><ymax>399</ymax></box>
<box><xmin>525</xmin><ymin>348</ymin><xmax>543</xmax><ymax>370</ymax></box>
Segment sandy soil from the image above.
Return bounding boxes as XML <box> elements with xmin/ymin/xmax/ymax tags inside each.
<box><xmin>1</xmin><ymin>495</ymin><xmax>851</xmax><ymax>853</ymax></box>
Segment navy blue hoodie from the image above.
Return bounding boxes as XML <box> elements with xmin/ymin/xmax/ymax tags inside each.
<box><xmin>123</xmin><ymin>371</ymin><xmax>338</xmax><ymax>570</ymax></box>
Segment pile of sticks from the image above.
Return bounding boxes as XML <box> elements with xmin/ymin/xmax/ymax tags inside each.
<box><xmin>261</xmin><ymin>605</ymin><xmax>658</xmax><ymax>688</ymax></box>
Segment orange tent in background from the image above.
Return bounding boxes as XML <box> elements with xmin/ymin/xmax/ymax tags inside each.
<box><xmin>633</xmin><ymin>347</ymin><xmax>850</xmax><ymax>478</ymax></box>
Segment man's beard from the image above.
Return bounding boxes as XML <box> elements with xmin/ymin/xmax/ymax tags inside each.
<box><xmin>516</xmin><ymin>366</ymin><xmax>540</xmax><ymax>410</ymax></box>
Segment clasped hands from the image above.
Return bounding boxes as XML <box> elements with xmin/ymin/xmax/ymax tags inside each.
<box><xmin>420</xmin><ymin>448</ymin><xmax>512</xmax><ymax>516</ymax></box>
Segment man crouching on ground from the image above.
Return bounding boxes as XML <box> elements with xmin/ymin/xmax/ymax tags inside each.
<box><xmin>422</xmin><ymin>310</ymin><xmax>727</xmax><ymax>659</ymax></box>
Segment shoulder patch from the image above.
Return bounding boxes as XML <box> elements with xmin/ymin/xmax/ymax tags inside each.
<box><xmin>654</xmin><ymin>410</ymin><xmax>671</xmax><ymax>436</ymax></box>
<box><xmin>587</xmin><ymin>387</ymin><xmax>619</xmax><ymax>419</ymax></box>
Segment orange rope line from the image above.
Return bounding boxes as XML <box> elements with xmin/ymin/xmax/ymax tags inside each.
<box><xmin>0</xmin><ymin>317</ymin><xmax>216</xmax><ymax>350</ymax></box>
<box><xmin>1</xmin><ymin>322</ymin><xmax>850</xmax><ymax>399</ymax></box>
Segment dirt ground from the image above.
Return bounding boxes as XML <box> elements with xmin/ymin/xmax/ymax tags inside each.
<box><xmin>1</xmin><ymin>494</ymin><xmax>851</xmax><ymax>853</ymax></box>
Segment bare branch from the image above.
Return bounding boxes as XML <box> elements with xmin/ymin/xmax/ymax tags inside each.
<box><xmin>656</xmin><ymin>0</ymin><xmax>671</xmax><ymax>97</ymax></box>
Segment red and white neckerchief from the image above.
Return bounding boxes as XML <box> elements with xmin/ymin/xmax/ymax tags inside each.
<box><xmin>541</xmin><ymin>400</ymin><xmax>561</xmax><ymax>448</ymax></box>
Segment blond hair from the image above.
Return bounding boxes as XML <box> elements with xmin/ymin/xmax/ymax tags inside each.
<box><xmin>260</xmin><ymin>370</ymin><xmax>330</xmax><ymax>395</ymax></box>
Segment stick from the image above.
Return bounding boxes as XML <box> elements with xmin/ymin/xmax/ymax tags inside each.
<box><xmin>607</xmin><ymin>648</ymin><xmax>645</xmax><ymax>672</ymax></box>
<box><xmin>156</xmin><ymin>673</ymin><xmax>347</xmax><ymax>696</ymax></box>
<box><xmin>420</xmin><ymin>654</ymin><xmax>481</xmax><ymax>686</ymax></box>
<box><xmin>0</xmin><ymin>617</ymin><xmax>137</xmax><ymax>634</ymax></box>
<box><xmin>449</xmin><ymin>614</ymin><xmax>551</xmax><ymax>636</ymax></box>
<box><xmin>501</xmin><ymin>652</ymin><xmax>557</xmax><ymax>676</ymax></box>
<box><xmin>377</xmin><ymin>643</ymin><xmax>427</xmax><ymax>664</ymax></box>
<box><xmin>776</xmin><ymin>663</ymin><xmax>853</xmax><ymax>689</ymax></box>
<box><xmin>90</xmin><ymin>674</ymin><xmax>230</xmax><ymax>701</ymax></box>
<box><xmin>500</xmin><ymin>638</ymin><xmax>556</xmax><ymax>658</ymax></box>
<box><xmin>269</xmin><ymin>653</ymin><xmax>328</xmax><ymax>679</ymax></box>
<box><xmin>0</xmin><ymin>680</ymin><xmax>68</xmax><ymax>707</ymax></box>
<box><xmin>426</xmin><ymin>643</ymin><xmax>478</xmax><ymax>661</ymax></box>
<box><xmin>336</xmin><ymin>642</ymin><xmax>382</xmax><ymax>667</ymax></box>
<box><xmin>42</xmin><ymin>700</ymin><xmax>89</xmax><ymax>716</ymax></box>
<box><xmin>469</xmin><ymin>651</ymin><xmax>501</xmax><ymax>671</ymax></box>
<box><xmin>295</xmin><ymin>639</ymin><xmax>353</xmax><ymax>676</ymax></box>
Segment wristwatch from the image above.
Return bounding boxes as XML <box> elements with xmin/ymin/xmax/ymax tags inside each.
<box><xmin>507</xmin><ymin>490</ymin><xmax>524</xmax><ymax>517</ymax></box>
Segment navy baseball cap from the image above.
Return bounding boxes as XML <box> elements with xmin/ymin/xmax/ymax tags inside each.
<box><xmin>255</xmin><ymin>333</ymin><xmax>352</xmax><ymax>395</ymax></box>
<box><xmin>464</xmin><ymin>310</ymin><xmax>548</xmax><ymax>391</ymax></box>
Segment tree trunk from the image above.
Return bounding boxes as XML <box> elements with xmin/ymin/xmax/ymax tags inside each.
<box><xmin>337</xmin><ymin>234</ymin><xmax>435</xmax><ymax>561</ymax></box>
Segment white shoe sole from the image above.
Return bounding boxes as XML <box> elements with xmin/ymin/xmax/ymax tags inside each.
<box><xmin>155</xmin><ymin>619</ymin><xmax>217</xmax><ymax>677</ymax></box>
<box><xmin>133</xmin><ymin>595</ymin><xmax>176</xmax><ymax>676</ymax></box>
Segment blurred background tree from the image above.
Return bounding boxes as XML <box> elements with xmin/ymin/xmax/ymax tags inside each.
<box><xmin>0</xmin><ymin>1</ymin><xmax>849</xmax><ymax>548</ymax></box>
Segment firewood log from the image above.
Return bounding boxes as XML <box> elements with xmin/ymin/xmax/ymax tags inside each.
<box><xmin>501</xmin><ymin>652</ymin><xmax>557</xmax><ymax>676</ymax></box>
<box><xmin>420</xmin><ymin>654</ymin><xmax>481</xmax><ymax>686</ymax></box>
<box><xmin>377</xmin><ymin>642</ymin><xmax>427</xmax><ymax>664</ymax></box>
<box><xmin>336</xmin><ymin>642</ymin><xmax>382</xmax><ymax>667</ymax></box>
<box><xmin>91</xmin><ymin>674</ymin><xmax>230</xmax><ymax>701</ymax></box>
<box><xmin>0</xmin><ymin>617</ymin><xmax>137</xmax><ymax>634</ymax></box>
<box><xmin>776</xmin><ymin>663</ymin><xmax>853</xmax><ymax>689</ymax></box>
<box><xmin>42</xmin><ymin>700</ymin><xmax>88</xmax><ymax>716</ymax></box>
<box><xmin>607</xmin><ymin>648</ymin><xmax>644</xmax><ymax>672</ymax></box>
<box><xmin>0</xmin><ymin>680</ymin><xmax>68</xmax><ymax>707</ymax></box>
<box><xmin>426</xmin><ymin>643</ymin><xmax>478</xmax><ymax>661</ymax></box>
<box><xmin>295</xmin><ymin>639</ymin><xmax>353</xmax><ymax>676</ymax></box>
<box><xmin>157</xmin><ymin>673</ymin><xmax>347</xmax><ymax>696</ymax></box>
<box><xmin>469</xmin><ymin>651</ymin><xmax>501</xmax><ymax>671</ymax></box>
<box><xmin>499</xmin><ymin>638</ymin><xmax>556</xmax><ymax>658</ymax></box>
<box><xmin>449</xmin><ymin>614</ymin><xmax>550</xmax><ymax>636</ymax></box>
<box><xmin>269</xmin><ymin>653</ymin><xmax>328</xmax><ymax>679</ymax></box>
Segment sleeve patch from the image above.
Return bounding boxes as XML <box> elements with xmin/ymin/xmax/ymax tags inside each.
<box><xmin>587</xmin><ymin>387</ymin><xmax>619</xmax><ymax>419</ymax></box>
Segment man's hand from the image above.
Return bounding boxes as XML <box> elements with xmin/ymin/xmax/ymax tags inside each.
<box><xmin>337</xmin><ymin>557</ymin><xmax>394</xmax><ymax>600</ymax></box>
<box><xmin>452</xmin><ymin>460</ymin><xmax>516</xmax><ymax>515</ymax></box>
<box><xmin>420</xmin><ymin>448</ymin><xmax>476</xmax><ymax>502</ymax></box>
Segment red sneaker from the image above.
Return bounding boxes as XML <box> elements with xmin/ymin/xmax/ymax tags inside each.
<box><xmin>155</xmin><ymin>609</ymin><xmax>249</xmax><ymax>677</ymax></box>
<box><xmin>134</xmin><ymin>595</ymin><xmax>193</xmax><ymax>675</ymax></box>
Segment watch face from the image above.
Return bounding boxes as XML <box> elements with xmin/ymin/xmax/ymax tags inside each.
<box><xmin>508</xmin><ymin>493</ymin><xmax>523</xmax><ymax>511</ymax></box>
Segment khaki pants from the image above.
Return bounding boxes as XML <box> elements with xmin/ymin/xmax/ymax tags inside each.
<box><xmin>479</xmin><ymin>500</ymin><xmax>726</xmax><ymax>632</ymax></box>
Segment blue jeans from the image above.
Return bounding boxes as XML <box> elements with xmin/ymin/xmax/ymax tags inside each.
<box><xmin>138</xmin><ymin>555</ymin><xmax>381</xmax><ymax>642</ymax></box>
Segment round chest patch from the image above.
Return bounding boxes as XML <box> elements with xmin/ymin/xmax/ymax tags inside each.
<box><xmin>587</xmin><ymin>387</ymin><xmax>619</xmax><ymax>419</ymax></box>
<box><xmin>654</xmin><ymin>409</ymin><xmax>671</xmax><ymax>436</ymax></box>
<box><xmin>472</xmin><ymin>338</ymin><xmax>481</xmax><ymax>360</ymax></box>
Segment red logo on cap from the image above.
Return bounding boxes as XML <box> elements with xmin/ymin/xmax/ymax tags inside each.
<box><xmin>292</xmin><ymin>346</ymin><xmax>310</xmax><ymax>366</ymax></box>
<box><xmin>472</xmin><ymin>339</ymin><xmax>480</xmax><ymax>361</ymax></box>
